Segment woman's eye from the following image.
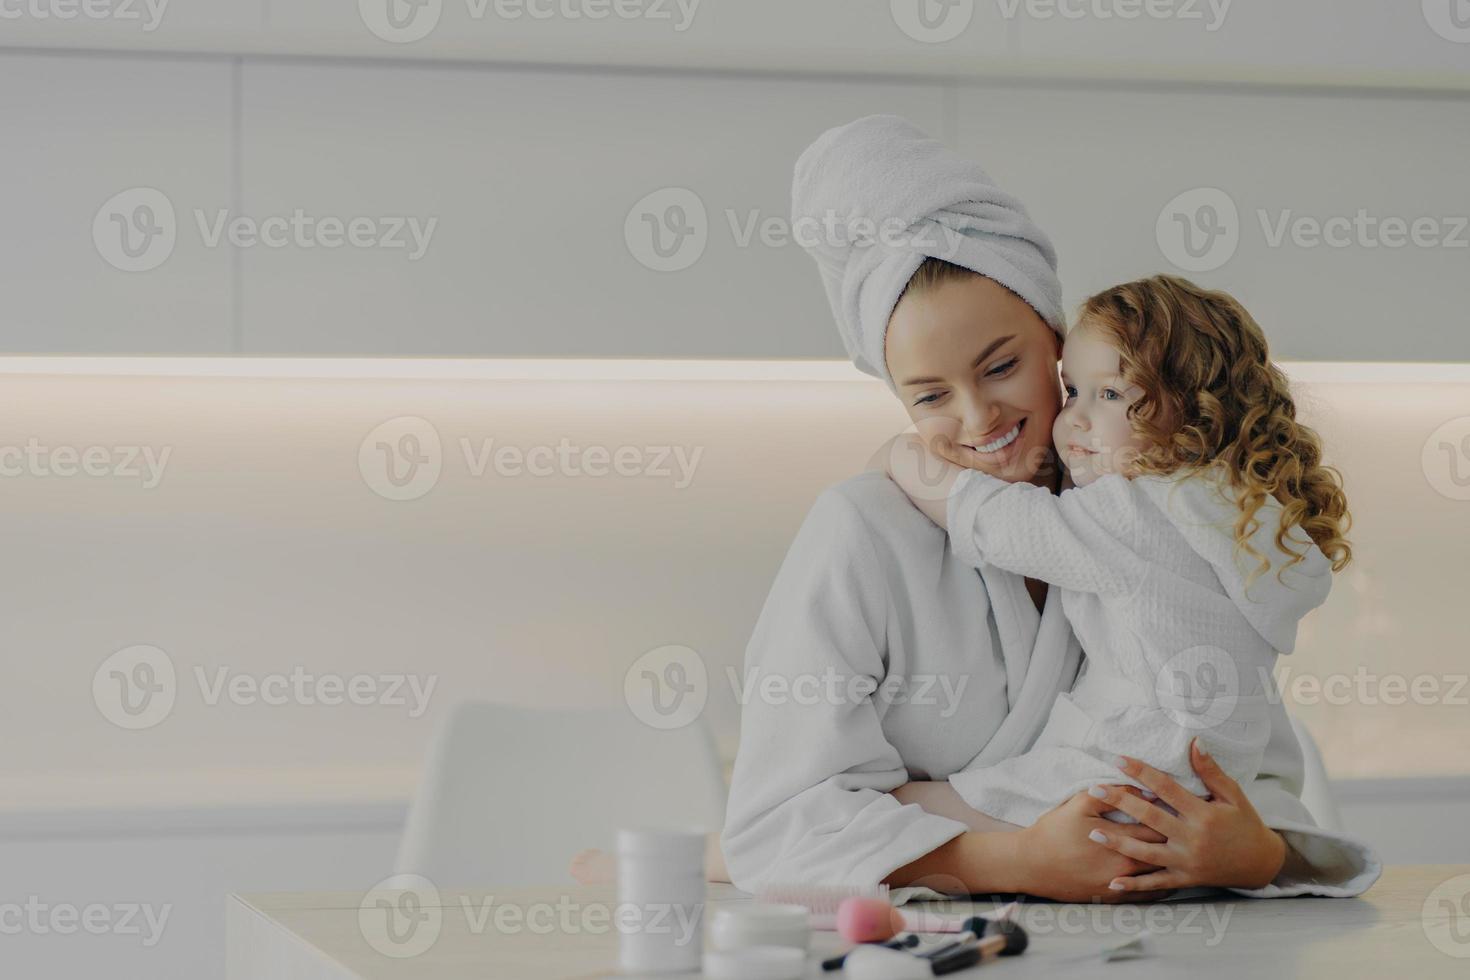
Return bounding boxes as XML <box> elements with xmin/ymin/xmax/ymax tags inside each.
<box><xmin>985</xmin><ymin>357</ymin><xmax>1018</xmax><ymax>378</ymax></box>
<box><xmin>915</xmin><ymin>392</ymin><xmax>942</xmax><ymax>406</ymax></box>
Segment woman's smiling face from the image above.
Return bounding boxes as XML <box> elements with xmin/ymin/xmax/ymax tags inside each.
<box><xmin>886</xmin><ymin>273</ymin><xmax>1064</xmax><ymax>487</ymax></box>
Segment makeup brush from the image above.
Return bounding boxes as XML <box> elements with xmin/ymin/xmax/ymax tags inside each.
<box><xmin>834</xmin><ymin>896</ymin><xmax>969</xmax><ymax>942</ymax></box>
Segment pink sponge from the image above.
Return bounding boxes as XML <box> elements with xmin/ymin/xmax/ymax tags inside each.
<box><xmin>836</xmin><ymin>897</ymin><xmax>906</xmax><ymax>943</ymax></box>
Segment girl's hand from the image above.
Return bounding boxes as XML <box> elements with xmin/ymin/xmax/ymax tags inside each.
<box><xmin>1086</xmin><ymin>739</ymin><xmax>1288</xmax><ymax>893</ymax></box>
<box><xmin>1014</xmin><ymin>790</ymin><xmax>1173</xmax><ymax>903</ymax></box>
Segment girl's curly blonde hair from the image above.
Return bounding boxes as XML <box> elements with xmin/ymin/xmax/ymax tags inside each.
<box><xmin>1076</xmin><ymin>275</ymin><xmax>1352</xmax><ymax>581</ymax></box>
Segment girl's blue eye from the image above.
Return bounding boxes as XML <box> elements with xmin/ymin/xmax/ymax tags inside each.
<box><xmin>1102</xmin><ymin>388</ymin><xmax>1121</xmax><ymax>401</ymax></box>
<box><xmin>1063</xmin><ymin>385</ymin><xmax>1077</xmax><ymax>400</ymax></box>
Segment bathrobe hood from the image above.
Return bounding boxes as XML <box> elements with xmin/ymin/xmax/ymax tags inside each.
<box><xmin>1136</xmin><ymin>462</ymin><xmax>1332</xmax><ymax>654</ymax></box>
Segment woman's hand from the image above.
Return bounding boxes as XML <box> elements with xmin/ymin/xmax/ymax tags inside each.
<box><xmin>1012</xmin><ymin>791</ymin><xmax>1173</xmax><ymax>903</ymax></box>
<box><xmin>1086</xmin><ymin>739</ymin><xmax>1288</xmax><ymax>893</ymax></box>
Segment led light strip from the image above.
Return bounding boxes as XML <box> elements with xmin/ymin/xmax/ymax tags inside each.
<box><xmin>0</xmin><ymin>357</ymin><xmax>1464</xmax><ymax>383</ymax></box>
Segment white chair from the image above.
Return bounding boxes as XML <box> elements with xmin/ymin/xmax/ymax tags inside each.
<box><xmin>1289</xmin><ymin>715</ymin><xmax>1342</xmax><ymax>832</ymax></box>
<box><xmin>393</xmin><ymin>701</ymin><xmax>727</xmax><ymax>888</ymax></box>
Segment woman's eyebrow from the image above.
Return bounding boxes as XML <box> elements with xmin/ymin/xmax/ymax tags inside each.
<box><xmin>899</xmin><ymin>334</ymin><xmax>1016</xmax><ymax>387</ymax></box>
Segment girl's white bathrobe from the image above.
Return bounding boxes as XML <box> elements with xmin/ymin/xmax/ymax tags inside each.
<box><xmin>944</xmin><ymin>462</ymin><xmax>1327</xmax><ymax>828</ymax></box>
<box><xmin>721</xmin><ymin>470</ymin><xmax>1380</xmax><ymax>900</ymax></box>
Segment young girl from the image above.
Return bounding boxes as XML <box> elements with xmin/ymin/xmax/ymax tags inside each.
<box><xmin>887</xmin><ymin>273</ymin><xmax>1352</xmax><ymax>830</ymax></box>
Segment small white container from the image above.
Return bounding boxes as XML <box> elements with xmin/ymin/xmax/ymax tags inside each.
<box><xmin>615</xmin><ymin>827</ymin><xmax>706</xmax><ymax>974</ymax></box>
<box><xmin>709</xmin><ymin>904</ymin><xmax>810</xmax><ymax>952</ymax></box>
<box><xmin>703</xmin><ymin>946</ymin><xmax>807</xmax><ymax>980</ymax></box>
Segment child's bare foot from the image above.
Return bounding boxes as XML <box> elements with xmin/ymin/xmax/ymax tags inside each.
<box><xmin>569</xmin><ymin>848</ymin><xmax>618</xmax><ymax>885</ymax></box>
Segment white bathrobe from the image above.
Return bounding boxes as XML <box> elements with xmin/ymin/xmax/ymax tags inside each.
<box><xmin>721</xmin><ymin>471</ymin><xmax>1380</xmax><ymax>900</ymax></box>
<box><xmin>945</xmin><ymin>462</ymin><xmax>1329</xmax><ymax>828</ymax></box>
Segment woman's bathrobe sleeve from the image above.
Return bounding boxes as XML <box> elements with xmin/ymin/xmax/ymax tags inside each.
<box><xmin>720</xmin><ymin>488</ymin><xmax>970</xmax><ymax>893</ymax></box>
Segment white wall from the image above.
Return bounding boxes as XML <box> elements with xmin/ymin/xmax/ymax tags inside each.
<box><xmin>2</xmin><ymin>45</ymin><xmax>1467</xmax><ymax>359</ymax></box>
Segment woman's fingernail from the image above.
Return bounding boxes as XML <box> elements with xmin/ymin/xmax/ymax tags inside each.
<box><xmin>1088</xmin><ymin>829</ymin><xmax>1109</xmax><ymax>845</ymax></box>
<box><xmin>1141</xmin><ymin>790</ymin><xmax>1158</xmax><ymax>801</ymax></box>
<box><xmin>1113</xmin><ymin>755</ymin><xmax>1130</xmax><ymax>769</ymax></box>
<box><xmin>1087</xmin><ymin>785</ymin><xmax>1108</xmax><ymax>800</ymax></box>
<box><xmin>1108</xmin><ymin>880</ymin><xmax>1126</xmax><ymax>891</ymax></box>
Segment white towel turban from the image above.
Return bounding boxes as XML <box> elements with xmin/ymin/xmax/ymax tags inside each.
<box><xmin>791</xmin><ymin>114</ymin><xmax>1065</xmax><ymax>390</ymax></box>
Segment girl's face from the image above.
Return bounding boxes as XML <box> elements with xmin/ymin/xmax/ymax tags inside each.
<box><xmin>886</xmin><ymin>274</ymin><xmax>1064</xmax><ymax>488</ymax></box>
<box><xmin>1053</xmin><ymin>323</ymin><xmax>1151</xmax><ymax>487</ymax></box>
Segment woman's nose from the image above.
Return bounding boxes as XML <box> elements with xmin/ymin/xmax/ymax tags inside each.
<box><xmin>962</xmin><ymin>400</ymin><xmax>1001</xmax><ymax>437</ymax></box>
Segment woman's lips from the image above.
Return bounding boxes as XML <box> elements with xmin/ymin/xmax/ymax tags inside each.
<box><xmin>961</xmin><ymin>418</ymin><xmax>1026</xmax><ymax>466</ymax></box>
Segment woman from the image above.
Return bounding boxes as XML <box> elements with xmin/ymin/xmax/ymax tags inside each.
<box><xmin>718</xmin><ymin>115</ymin><xmax>1378</xmax><ymax>901</ymax></box>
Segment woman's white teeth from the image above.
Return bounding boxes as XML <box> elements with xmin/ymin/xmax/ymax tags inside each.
<box><xmin>971</xmin><ymin>422</ymin><xmax>1022</xmax><ymax>454</ymax></box>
